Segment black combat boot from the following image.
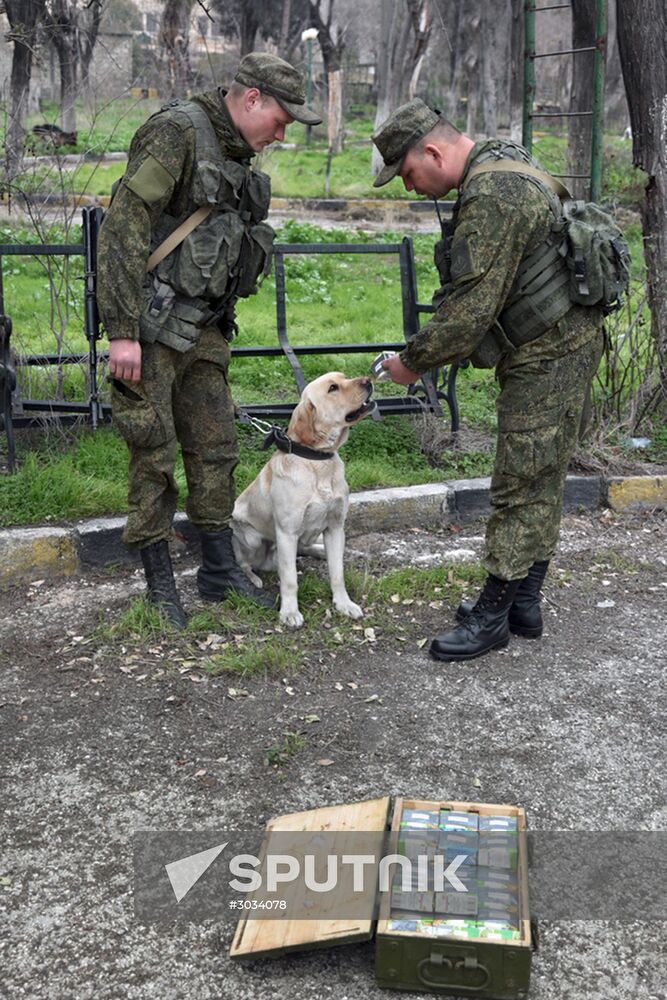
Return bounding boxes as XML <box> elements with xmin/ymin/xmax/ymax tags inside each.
<box><xmin>140</xmin><ymin>540</ymin><xmax>188</xmax><ymax>630</ymax></box>
<box><xmin>197</xmin><ymin>528</ymin><xmax>277</xmax><ymax>608</ymax></box>
<box><xmin>429</xmin><ymin>574</ymin><xmax>521</xmax><ymax>662</ymax></box>
<box><xmin>455</xmin><ymin>560</ymin><xmax>549</xmax><ymax>639</ymax></box>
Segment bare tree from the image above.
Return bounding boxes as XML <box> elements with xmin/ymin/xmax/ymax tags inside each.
<box><xmin>509</xmin><ymin>0</ymin><xmax>523</xmax><ymax>140</ymax></box>
<box><xmin>4</xmin><ymin>0</ymin><xmax>46</xmax><ymax>179</ymax></box>
<box><xmin>567</xmin><ymin>0</ymin><xmax>596</xmax><ymax>200</ymax></box>
<box><xmin>406</xmin><ymin>0</ymin><xmax>433</xmax><ymax>100</ymax></box>
<box><xmin>371</xmin><ymin>0</ymin><xmax>433</xmax><ymax>176</ymax></box>
<box><xmin>158</xmin><ymin>0</ymin><xmax>196</xmax><ymax>98</ymax></box>
<box><xmin>42</xmin><ymin>0</ymin><xmax>104</xmax><ymax>135</ymax></box>
<box><xmin>309</xmin><ymin>0</ymin><xmax>345</xmax><ymax>152</ymax></box>
<box><xmin>617</xmin><ymin>0</ymin><xmax>667</xmax><ymax>373</ymax></box>
<box><xmin>452</xmin><ymin>2</ymin><xmax>481</xmax><ymax>136</ymax></box>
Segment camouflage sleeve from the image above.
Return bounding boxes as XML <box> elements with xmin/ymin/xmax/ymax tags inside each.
<box><xmin>400</xmin><ymin>183</ymin><xmax>540</xmax><ymax>373</ymax></box>
<box><xmin>96</xmin><ymin>120</ymin><xmax>190</xmax><ymax>341</ymax></box>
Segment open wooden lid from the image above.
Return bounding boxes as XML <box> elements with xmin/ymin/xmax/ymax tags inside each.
<box><xmin>230</xmin><ymin>795</ymin><xmax>392</xmax><ymax>960</ymax></box>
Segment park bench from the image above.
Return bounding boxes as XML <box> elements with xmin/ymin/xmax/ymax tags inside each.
<box><xmin>0</xmin><ymin>207</ymin><xmax>461</xmax><ymax>473</ymax></box>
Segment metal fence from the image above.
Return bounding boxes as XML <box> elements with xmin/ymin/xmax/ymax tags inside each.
<box><xmin>0</xmin><ymin>207</ymin><xmax>460</xmax><ymax>473</ymax></box>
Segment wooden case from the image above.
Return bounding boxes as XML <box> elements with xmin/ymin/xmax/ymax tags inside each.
<box><xmin>230</xmin><ymin>795</ymin><xmax>534</xmax><ymax>999</ymax></box>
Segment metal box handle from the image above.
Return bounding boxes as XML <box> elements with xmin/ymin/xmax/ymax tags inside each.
<box><xmin>417</xmin><ymin>954</ymin><xmax>491</xmax><ymax>992</ymax></box>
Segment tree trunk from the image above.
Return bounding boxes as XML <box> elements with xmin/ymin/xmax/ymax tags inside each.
<box><xmin>278</xmin><ymin>0</ymin><xmax>292</xmax><ymax>58</ymax></box>
<box><xmin>403</xmin><ymin>0</ymin><xmax>433</xmax><ymax>101</ymax></box>
<box><xmin>328</xmin><ymin>68</ymin><xmax>343</xmax><ymax>152</ymax></box>
<box><xmin>617</xmin><ymin>0</ymin><xmax>667</xmax><ymax>370</ymax></box>
<box><xmin>79</xmin><ymin>0</ymin><xmax>103</xmax><ymax>90</ymax></box>
<box><xmin>372</xmin><ymin>0</ymin><xmax>427</xmax><ymax>177</ymax></box>
<box><xmin>59</xmin><ymin>54</ymin><xmax>78</xmax><ymax>133</ymax></box>
<box><xmin>309</xmin><ymin>1</ymin><xmax>346</xmax><ymax>153</ymax></box>
<box><xmin>4</xmin><ymin>0</ymin><xmax>46</xmax><ymax>178</ymax></box>
<box><xmin>481</xmin><ymin>3</ymin><xmax>499</xmax><ymax>135</ymax></box>
<box><xmin>240</xmin><ymin>6</ymin><xmax>259</xmax><ymax>55</ymax></box>
<box><xmin>159</xmin><ymin>0</ymin><xmax>195</xmax><ymax>98</ymax></box>
<box><xmin>567</xmin><ymin>0</ymin><xmax>596</xmax><ymax>199</ymax></box>
<box><xmin>509</xmin><ymin>0</ymin><xmax>523</xmax><ymax>140</ymax></box>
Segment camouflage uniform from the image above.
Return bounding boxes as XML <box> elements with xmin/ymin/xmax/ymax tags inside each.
<box><xmin>97</xmin><ymin>91</ymin><xmax>262</xmax><ymax>547</ymax></box>
<box><xmin>392</xmin><ymin>139</ymin><xmax>604</xmax><ymax>581</ymax></box>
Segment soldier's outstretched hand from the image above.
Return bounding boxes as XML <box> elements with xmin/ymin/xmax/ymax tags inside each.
<box><xmin>381</xmin><ymin>353</ymin><xmax>420</xmax><ymax>386</ymax></box>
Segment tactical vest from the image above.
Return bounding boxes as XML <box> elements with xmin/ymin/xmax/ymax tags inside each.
<box><xmin>434</xmin><ymin>140</ymin><xmax>574</xmax><ymax>366</ymax></box>
<box><xmin>138</xmin><ymin>100</ymin><xmax>274</xmax><ymax>353</ymax></box>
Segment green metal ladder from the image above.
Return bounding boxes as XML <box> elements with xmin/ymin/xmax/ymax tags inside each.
<box><xmin>522</xmin><ymin>0</ymin><xmax>607</xmax><ymax>200</ymax></box>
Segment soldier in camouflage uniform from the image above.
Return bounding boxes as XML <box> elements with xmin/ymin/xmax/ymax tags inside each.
<box><xmin>372</xmin><ymin>100</ymin><xmax>604</xmax><ymax>662</ymax></box>
<box><xmin>97</xmin><ymin>53</ymin><xmax>321</xmax><ymax>628</ymax></box>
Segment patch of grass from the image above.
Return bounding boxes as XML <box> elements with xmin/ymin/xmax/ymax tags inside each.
<box><xmin>101</xmin><ymin>596</ymin><xmax>170</xmax><ymax>641</ymax></box>
<box><xmin>98</xmin><ymin>560</ymin><xmax>491</xmax><ymax>677</ymax></box>
<box><xmin>366</xmin><ymin>563</ymin><xmax>486</xmax><ymax>605</ymax></box>
<box><xmin>202</xmin><ymin>640</ymin><xmax>299</xmax><ymax>678</ymax></box>
<box><xmin>265</xmin><ymin>730</ymin><xmax>307</xmax><ymax>766</ymax></box>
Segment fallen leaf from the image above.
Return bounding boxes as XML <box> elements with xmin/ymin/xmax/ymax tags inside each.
<box><xmin>472</xmin><ymin>777</ymin><xmax>482</xmax><ymax>788</ymax></box>
<box><xmin>390</xmin><ymin>594</ymin><xmax>400</xmax><ymax>604</ymax></box>
<box><xmin>317</xmin><ymin>759</ymin><xmax>334</xmax><ymax>766</ymax></box>
<box><xmin>596</xmin><ymin>599</ymin><xmax>616</xmax><ymax>609</ymax></box>
<box><xmin>194</xmin><ymin>768</ymin><xmax>207</xmax><ymax>777</ymax></box>
<box><xmin>347</xmin><ymin>682</ymin><xmax>359</xmax><ymax>690</ymax></box>
<box><xmin>416</xmin><ymin>638</ymin><xmax>428</xmax><ymax>649</ymax></box>
<box><xmin>284</xmin><ymin>686</ymin><xmax>296</xmax><ymax>696</ymax></box>
<box><xmin>332</xmin><ymin>631</ymin><xmax>344</xmax><ymax>643</ymax></box>
<box><xmin>227</xmin><ymin>687</ymin><xmax>249</xmax><ymax>700</ymax></box>
<box><xmin>365</xmin><ymin>693</ymin><xmax>380</xmax><ymax>703</ymax></box>
<box><xmin>334</xmin><ymin>682</ymin><xmax>344</xmax><ymax>691</ymax></box>
<box><xmin>188</xmin><ymin>674</ymin><xmax>205</xmax><ymax>683</ymax></box>
<box><xmin>363</xmin><ymin>627</ymin><xmax>377</xmax><ymax>642</ymax></box>
<box><xmin>304</xmin><ymin>714</ymin><xmax>321</xmax><ymax>724</ymax></box>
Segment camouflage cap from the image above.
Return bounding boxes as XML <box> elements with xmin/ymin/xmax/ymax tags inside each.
<box><xmin>235</xmin><ymin>52</ymin><xmax>322</xmax><ymax>126</ymax></box>
<box><xmin>372</xmin><ymin>98</ymin><xmax>442</xmax><ymax>187</ymax></box>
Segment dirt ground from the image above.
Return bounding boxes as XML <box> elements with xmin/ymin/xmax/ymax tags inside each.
<box><xmin>1</xmin><ymin>509</ymin><xmax>666</xmax><ymax>1000</ymax></box>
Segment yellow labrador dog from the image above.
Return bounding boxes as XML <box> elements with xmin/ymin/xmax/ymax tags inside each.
<box><xmin>231</xmin><ymin>372</ymin><xmax>376</xmax><ymax>627</ymax></box>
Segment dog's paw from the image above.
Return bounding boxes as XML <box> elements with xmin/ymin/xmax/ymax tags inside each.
<box><xmin>280</xmin><ymin>609</ymin><xmax>305</xmax><ymax>629</ymax></box>
<box><xmin>335</xmin><ymin>598</ymin><xmax>363</xmax><ymax>620</ymax></box>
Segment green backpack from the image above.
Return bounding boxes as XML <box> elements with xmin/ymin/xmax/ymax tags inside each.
<box><xmin>464</xmin><ymin>159</ymin><xmax>631</xmax><ymax>320</ymax></box>
<box><xmin>562</xmin><ymin>199</ymin><xmax>630</xmax><ymax>313</ymax></box>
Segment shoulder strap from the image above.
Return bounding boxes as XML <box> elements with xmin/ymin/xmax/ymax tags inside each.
<box><xmin>146</xmin><ymin>205</ymin><xmax>212</xmax><ymax>271</ymax></box>
<box><xmin>463</xmin><ymin>160</ymin><xmax>572</xmax><ymax>201</ymax></box>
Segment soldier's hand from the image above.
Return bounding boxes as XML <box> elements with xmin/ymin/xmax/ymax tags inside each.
<box><xmin>109</xmin><ymin>339</ymin><xmax>142</xmax><ymax>384</ymax></box>
<box><xmin>381</xmin><ymin>354</ymin><xmax>421</xmax><ymax>386</ymax></box>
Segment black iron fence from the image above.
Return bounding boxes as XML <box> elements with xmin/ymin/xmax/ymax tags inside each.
<box><xmin>0</xmin><ymin>207</ymin><xmax>460</xmax><ymax>473</ymax></box>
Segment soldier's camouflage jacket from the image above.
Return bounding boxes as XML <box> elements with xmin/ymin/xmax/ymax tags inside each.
<box><xmin>97</xmin><ymin>90</ymin><xmax>273</xmax><ymax>352</ymax></box>
<box><xmin>400</xmin><ymin>139</ymin><xmax>603</xmax><ymax>377</ymax></box>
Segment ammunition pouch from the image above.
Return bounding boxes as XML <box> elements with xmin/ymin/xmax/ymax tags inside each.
<box><xmin>134</xmin><ymin>99</ymin><xmax>274</xmax><ymax>354</ymax></box>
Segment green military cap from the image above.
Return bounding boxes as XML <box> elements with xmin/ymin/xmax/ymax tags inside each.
<box><xmin>372</xmin><ymin>98</ymin><xmax>442</xmax><ymax>187</ymax></box>
<box><xmin>235</xmin><ymin>51</ymin><xmax>322</xmax><ymax>126</ymax></box>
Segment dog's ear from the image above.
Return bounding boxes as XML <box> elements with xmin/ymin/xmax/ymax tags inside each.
<box><xmin>289</xmin><ymin>399</ymin><xmax>317</xmax><ymax>445</ymax></box>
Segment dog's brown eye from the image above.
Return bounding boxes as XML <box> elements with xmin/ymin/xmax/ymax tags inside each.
<box><xmin>328</xmin><ymin>384</ymin><xmax>339</xmax><ymax>392</ymax></box>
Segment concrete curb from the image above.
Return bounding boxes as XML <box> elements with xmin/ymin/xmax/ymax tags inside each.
<box><xmin>1</xmin><ymin>472</ymin><xmax>665</xmax><ymax>589</ymax></box>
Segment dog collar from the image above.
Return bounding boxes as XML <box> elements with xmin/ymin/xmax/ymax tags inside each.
<box><xmin>262</xmin><ymin>425</ymin><xmax>334</xmax><ymax>461</ymax></box>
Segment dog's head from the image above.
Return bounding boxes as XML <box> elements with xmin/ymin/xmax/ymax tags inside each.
<box><xmin>288</xmin><ymin>372</ymin><xmax>376</xmax><ymax>451</ymax></box>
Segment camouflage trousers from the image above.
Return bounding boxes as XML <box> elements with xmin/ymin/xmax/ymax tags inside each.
<box><xmin>110</xmin><ymin>328</ymin><xmax>239</xmax><ymax>548</ymax></box>
<box><xmin>484</xmin><ymin>329</ymin><xmax>604</xmax><ymax>581</ymax></box>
